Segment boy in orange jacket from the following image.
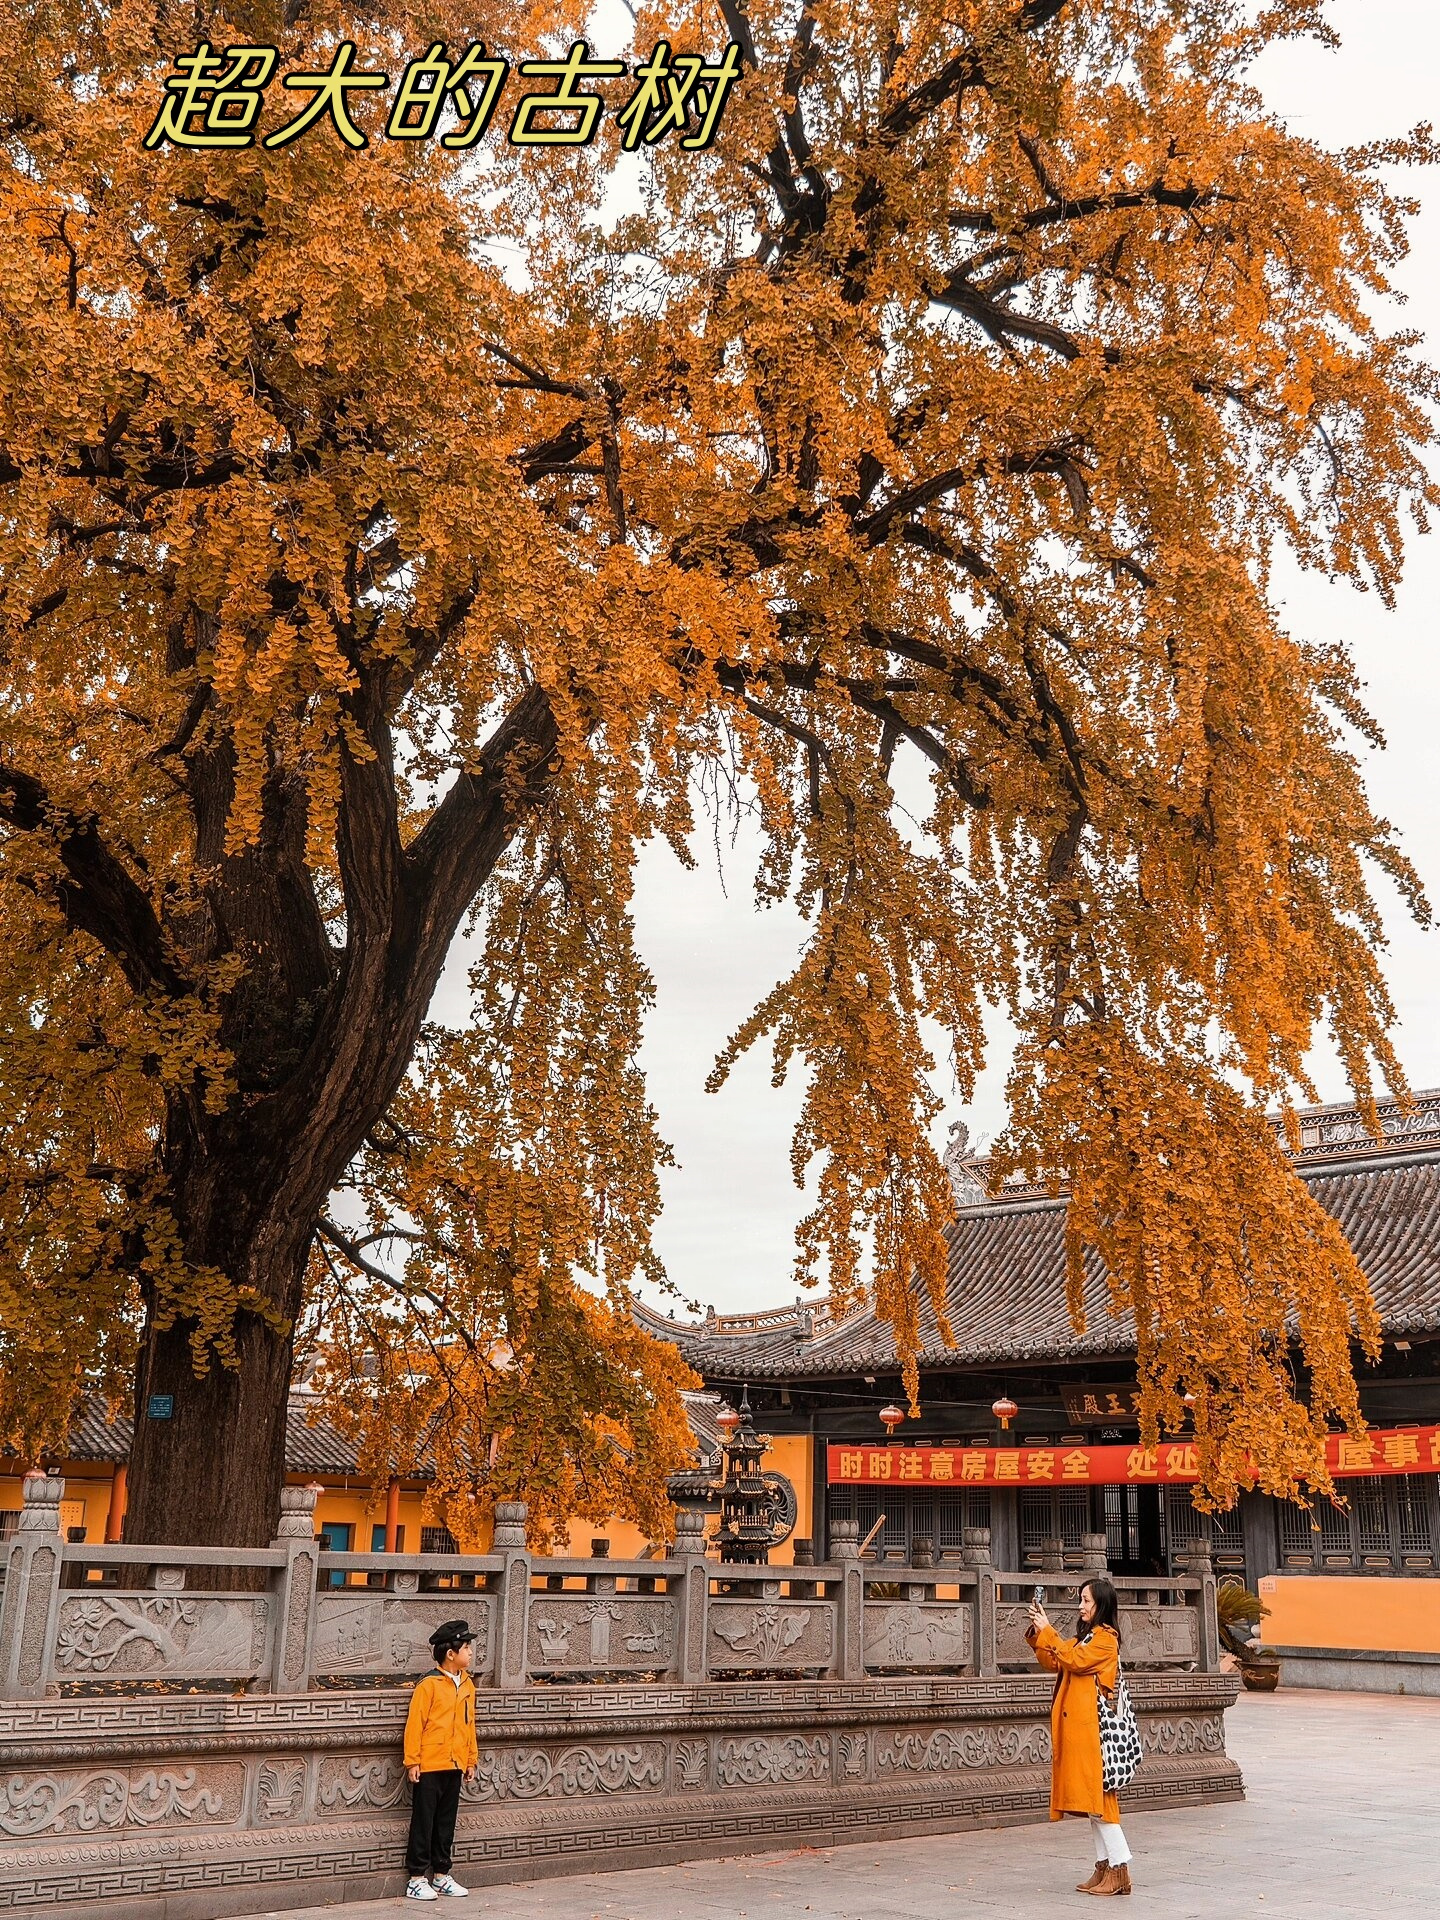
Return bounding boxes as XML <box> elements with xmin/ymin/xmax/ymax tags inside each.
<box><xmin>403</xmin><ymin>1619</ymin><xmax>479</xmax><ymax>1901</ymax></box>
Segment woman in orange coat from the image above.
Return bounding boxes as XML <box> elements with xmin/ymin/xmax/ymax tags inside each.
<box><xmin>1026</xmin><ymin>1575</ymin><xmax>1132</xmax><ymax>1897</ymax></box>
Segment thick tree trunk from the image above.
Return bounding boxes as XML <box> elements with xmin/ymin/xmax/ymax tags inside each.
<box><xmin>112</xmin><ymin>686</ymin><xmax>561</xmax><ymax>1548</ymax></box>
<box><xmin>125</xmin><ymin>1280</ymin><xmax>298</xmax><ymax>1550</ymax></box>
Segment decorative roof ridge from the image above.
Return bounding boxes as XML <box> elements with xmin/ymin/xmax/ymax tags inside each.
<box><xmin>944</xmin><ymin>1087</ymin><xmax>1440</xmax><ymax>1212</ymax></box>
<box><xmin>630</xmin><ymin>1292</ymin><xmax>861</xmax><ymax>1343</ymax></box>
<box><xmin>700</xmin><ymin>1297</ymin><xmax>836</xmax><ymax>1333</ymax></box>
<box><xmin>950</xmin><ymin>1189</ymin><xmax>1068</xmax><ymax>1218</ymax></box>
<box><xmin>942</xmin><ymin>1138</ymin><xmax>1440</xmax><ymax>1220</ymax></box>
<box><xmin>1296</xmin><ymin>1142</ymin><xmax>1440</xmax><ymax>1179</ymax></box>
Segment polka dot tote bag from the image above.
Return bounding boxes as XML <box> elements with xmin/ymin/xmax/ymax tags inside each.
<box><xmin>1097</xmin><ymin>1671</ymin><xmax>1142</xmax><ymax>1793</ymax></box>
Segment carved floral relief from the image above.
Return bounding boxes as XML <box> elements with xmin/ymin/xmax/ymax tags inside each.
<box><xmin>875</xmin><ymin>1724</ymin><xmax>1051</xmax><ymax>1775</ymax></box>
<box><xmin>708</xmin><ymin>1603</ymin><xmax>833</xmax><ymax>1668</ymax></box>
<box><xmin>316</xmin><ymin>1755</ymin><xmax>409</xmax><ymax>1813</ymax></box>
<box><xmin>714</xmin><ymin>1736</ymin><xmax>830</xmax><ymax>1787</ymax></box>
<box><xmin>0</xmin><ymin>1763</ymin><xmax>245</xmax><ymax>1837</ymax></box>
<box><xmin>463</xmin><ymin>1742</ymin><xmax>666</xmax><ymax>1801</ymax></box>
<box><xmin>52</xmin><ymin>1595</ymin><xmax>269</xmax><ymax>1678</ymax></box>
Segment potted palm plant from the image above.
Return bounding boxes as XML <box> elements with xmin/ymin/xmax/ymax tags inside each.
<box><xmin>1216</xmin><ymin>1583</ymin><xmax>1280</xmax><ymax>1691</ymax></box>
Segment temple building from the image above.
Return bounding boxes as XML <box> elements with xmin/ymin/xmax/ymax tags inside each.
<box><xmin>640</xmin><ymin>1090</ymin><xmax>1440</xmax><ymax>1695</ymax></box>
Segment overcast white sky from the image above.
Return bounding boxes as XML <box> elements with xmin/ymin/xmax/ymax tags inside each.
<box><xmin>446</xmin><ymin>5</ymin><xmax>1440</xmax><ymax>1320</ymax></box>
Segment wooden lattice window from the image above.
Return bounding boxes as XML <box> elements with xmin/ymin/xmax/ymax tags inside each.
<box><xmin>1278</xmin><ymin>1475</ymin><xmax>1440</xmax><ymax>1572</ymax></box>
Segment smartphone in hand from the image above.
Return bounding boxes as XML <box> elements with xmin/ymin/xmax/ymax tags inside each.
<box><xmin>1032</xmin><ymin>1584</ymin><xmax>1045</xmax><ymax>1607</ymax></box>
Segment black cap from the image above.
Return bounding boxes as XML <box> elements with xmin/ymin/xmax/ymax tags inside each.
<box><xmin>428</xmin><ymin>1618</ymin><xmax>476</xmax><ymax>1657</ymax></box>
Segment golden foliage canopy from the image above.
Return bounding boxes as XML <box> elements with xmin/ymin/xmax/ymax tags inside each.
<box><xmin>0</xmin><ymin>0</ymin><xmax>1434</xmax><ymax>1537</ymax></box>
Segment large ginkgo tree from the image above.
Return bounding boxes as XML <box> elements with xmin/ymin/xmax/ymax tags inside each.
<box><xmin>0</xmin><ymin>0</ymin><xmax>1433</xmax><ymax>1546</ymax></box>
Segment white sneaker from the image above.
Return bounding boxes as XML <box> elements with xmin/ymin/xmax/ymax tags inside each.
<box><xmin>405</xmin><ymin>1879</ymin><xmax>439</xmax><ymax>1901</ymax></box>
<box><xmin>431</xmin><ymin>1875</ymin><xmax>470</xmax><ymax>1897</ymax></box>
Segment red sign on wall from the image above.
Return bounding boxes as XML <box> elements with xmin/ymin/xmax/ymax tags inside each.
<box><xmin>826</xmin><ymin>1426</ymin><xmax>1440</xmax><ymax>1489</ymax></box>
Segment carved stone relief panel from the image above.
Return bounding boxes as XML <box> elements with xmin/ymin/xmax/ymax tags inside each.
<box><xmin>1006</xmin><ymin>1605</ymin><xmax>1082</xmax><ymax>1666</ymax></box>
<box><xmin>1142</xmin><ymin>1714</ymin><xmax>1224</xmax><ymax>1756</ymax></box>
<box><xmin>312</xmin><ymin>1596</ymin><xmax>494</xmax><ymax>1676</ymax></box>
<box><xmin>315</xmin><ymin>1754</ymin><xmax>410</xmax><ymax>1815</ymax></box>
<box><xmin>997</xmin><ymin>1601</ymin><xmax>1197</xmax><ymax>1668</ymax></box>
<box><xmin>874</xmin><ymin>1722</ymin><xmax>1051</xmax><ymax>1777</ymax></box>
<box><xmin>526</xmin><ymin>1597</ymin><xmax>673</xmax><ymax>1672</ymax></box>
<box><xmin>465</xmin><ymin>1741</ymin><xmax>667</xmax><ymax>1802</ymax></box>
<box><xmin>0</xmin><ymin>1762</ymin><xmax>246</xmax><ymax>1838</ymax></box>
<box><xmin>836</xmin><ymin>1730</ymin><xmax>869</xmax><ymax>1781</ymax></box>
<box><xmin>1120</xmin><ymin>1606</ymin><xmax>1198</xmax><ymax>1663</ymax></box>
<box><xmin>714</xmin><ymin>1735</ymin><xmax>830</xmax><ymax>1787</ymax></box>
<box><xmin>672</xmin><ymin>1738</ymin><xmax>709</xmax><ymax>1790</ymax></box>
<box><xmin>994</xmin><ymin>1604</ymin><xmax>1037</xmax><ymax>1666</ymax></box>
<box><xmin>252</xmin><ymin>1757</ymin><xmax>309</xmax><ymax>1823</ymax></box>
<box><xmin>707</xmin><ymin>1600</ymin><xmax>834</xmax><ymax>1670</ymax></box>
<box><xmin>863</xmin><ymin>1601</ymin><xmax>972</xmax><ymax>1670</ymax></box>
<box><xmin>52</xmin><ymin>1594</ymin><xmax>270</xmax><ymax>1679</ymax></box>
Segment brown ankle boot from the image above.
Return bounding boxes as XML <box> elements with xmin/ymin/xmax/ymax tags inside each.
<box><xmin>1086</xmin><ymin>1864</ymin><xmax>1132</xmax><ymax>1897</ymax></box>
<box><xmin>1076</xmin><ymin>1862</ymin><xmax>1107</xmax><ymax>1892</ymax></box>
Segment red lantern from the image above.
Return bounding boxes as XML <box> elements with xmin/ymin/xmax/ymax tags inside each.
<box><xmin>715</xmin><ymin>1405</ymin><xmax>741</xmax><ymax>1437</ymax></box>
<box><xmin>991</xmin><ymin>1395</ymin><xmax>1018</xmax><ymax>1431</ymax></box>
<box><xmin>879</xmin><ymin>1404</ymin><xmax>905</xmax><ymax>1436</ymax></box>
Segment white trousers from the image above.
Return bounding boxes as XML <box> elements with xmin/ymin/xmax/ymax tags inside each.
<box><xmin>1088</xmin><ymin>1815</ymin><xmax>1132</xmax><ymax>1866</ymax></box>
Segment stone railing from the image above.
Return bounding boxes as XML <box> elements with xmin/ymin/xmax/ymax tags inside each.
<box><xmin>0</xmin><ymin>1474</ymin><xmax>1236</xmax><ymax>1919</ymax></box>
<box><xmin>0</xmin><ymin>1473</ymin><xmax>1218</xmax><ymax>1700</ymax></box>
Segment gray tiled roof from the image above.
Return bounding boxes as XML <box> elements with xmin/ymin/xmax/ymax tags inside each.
<box><xmin>678</xmin><ymin>1390</ymin><xmax>725</xmax><ymax>1460</ymax></box>
<box><xmin>660</xmin><ymin>1142</ymin><xmax>1440</xmax><ymax>1381</ymax></box>
<box><xmin>56</xmin><ymin>1384</ymin><xmax>727</xmax><ymax>1474</ymax></box>
<box><xmin>53</xmin><ymin>1398</ymin><xmax>387</xmax><ymax>1474</ymax></box>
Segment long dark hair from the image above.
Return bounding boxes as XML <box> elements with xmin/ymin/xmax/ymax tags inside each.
<box><xmin>1080</xmin><ymin>1575</ymin><xmax>1122</xmax><ymax>1647</ymax></box>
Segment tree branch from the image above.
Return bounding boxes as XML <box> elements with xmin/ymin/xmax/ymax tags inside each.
<box><xmin>403</xmin><ymin>684</ymin><xmax>562</xmax><ymax>958</ymax></box>
<box><xmin>315</xmin><ymin>1218</ymin><xmax>483</xmax><ymax>1360</ymax></box>
<box><xmin>0</xmin><ymin>761</ymin><xmax>191</xmax><ymax>997</ymax></box>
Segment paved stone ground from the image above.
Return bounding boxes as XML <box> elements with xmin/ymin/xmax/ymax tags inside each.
<box><xmin>237</xmin><ymin>1690</ymin><xmax>1440</xmax><ymax>1920</ymax></box>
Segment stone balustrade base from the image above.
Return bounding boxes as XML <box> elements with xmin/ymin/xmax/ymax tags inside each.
<box><xmin>0</xmin><ymin>1674</ymin><xmax>1241</xmax><ymax>1918</ymax></box>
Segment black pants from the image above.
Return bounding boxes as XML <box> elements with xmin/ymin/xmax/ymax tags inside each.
<box><xmin>406</xmin><ymin>1768</ymin><xmax>462</xmax><ymax>1879</ymax></box>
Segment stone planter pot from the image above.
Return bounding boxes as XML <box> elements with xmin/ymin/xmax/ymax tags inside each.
<box><xmin>1240</xmin><ymin>1660</ymin><xmax>1280</xmax><ymax>1692</ymax></box>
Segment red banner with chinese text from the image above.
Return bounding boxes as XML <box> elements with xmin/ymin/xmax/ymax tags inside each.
<box><xmin>826</xmin><ymin>1426</ymin><xmax>1440</xmax><ymax>1488</ymax></box>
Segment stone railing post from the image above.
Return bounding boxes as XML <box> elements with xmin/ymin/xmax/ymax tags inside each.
<box><xmin>904</xmin><ymin>1535</ymin><xmax>935</xmax><ymax>1602</ymax></box>
<box><xmin>670</xmin><ymin>1508</ymin><xmax>709</xmax><ymax>1684</ymax></box>
<box><xmin>1080</xmin><ymin>1533</ymin><xmax>1109</xmax><ymax>1574</ymax></box>
<box><xmin>1176</xmin><ymin>1538</ymin><xmax>1218</xmax><ymax>1672</ymax></box>
<box><xmin>0</xmin><ymin>1471</ymin><xmax>65</xmax><ymax>1698</ymax></box>
<box><xmin>586</xmin><ymin>1537</ymin><xmax>616</xmax><ymax>1595</ymax></box>
<box><xmin>789</xmin><ymin>1537</ymin><xmax>817</xmax><ymax>1601</ymax></box>
<box><xmin>960</xmin><ymin>1525</ymin><xmax>994</xmax><ymax>1676</ymax></box>
<box><xmin>974</xmin><ymin>1568</ymin><xmax>998</xmax><ymax>1677</ymax></box>
<box><xmin>490</xmin><ymin>1501</ymin><xmax>532</xmax><ymax>1690</ymax></box>
<box><xmin>268</xmin><ymin>1483</ymin><xmax>322</xmax><ymax>1695</ymax></box>
<box><xmin>830</xmin><ymin>1519</ymin><xmax>865</xmax><ymax>1681</ymax></box>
